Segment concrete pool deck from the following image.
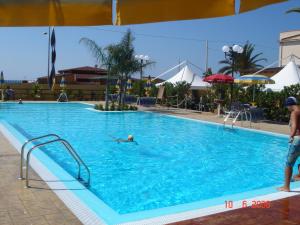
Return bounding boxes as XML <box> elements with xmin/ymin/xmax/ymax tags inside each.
<box><xmin>0</xmin><ymin>101</ymin><xmax>295</xmax><ymax>225</ymax></box>
<box><xmin>138</xmin><ymin>106</ymin><xmax>290</xmax><ymax>135</ymax></box>
<box><xmin>0</xmin><ymin>132</ymin><xmax>82</xmax><ymax>225</ymax></box>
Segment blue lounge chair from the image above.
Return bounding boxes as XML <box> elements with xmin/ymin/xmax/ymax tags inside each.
<box><xmin>137</xmin><ymin>97</ymin><xmax>156</xmax><ymax>106</ymax></box>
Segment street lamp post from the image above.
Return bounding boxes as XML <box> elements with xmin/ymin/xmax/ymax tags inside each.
<box><xmin>135</xmin><ymin>54</ymin><xmax>150</xmax><ymax>97</ymax></box>
<box><xmin>222</xmin><ymin>44</ymin><xmax>243</xmax><ymax>104</ymax></box>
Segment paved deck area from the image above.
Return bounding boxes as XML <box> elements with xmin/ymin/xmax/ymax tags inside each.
<box><xmin>140</xmin><ymin>106</ymin><xmax>289</xmax><ymax>135</ymax></box>
<box><xmin>172</xmin><ymin>195</ymin><xmax>300</xmax><ymax>225</ymax></box>
<box><xmin>0</xmin><ymin>133</ymin><xmax>81</xmax><ymax>225</ymax></box>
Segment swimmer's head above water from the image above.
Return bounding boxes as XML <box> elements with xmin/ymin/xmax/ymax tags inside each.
<box><xmin>128</xmin><ymin>135</ymin><xmax>134</xmax><ymax>141</ymax></box>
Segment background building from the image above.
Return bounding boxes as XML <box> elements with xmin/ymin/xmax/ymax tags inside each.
<box><xmin>37</xmin><ymin>66</ymin><xmax>110</xmax><ymax>84</ymax></box>
<box><xmin>279</xmin><ymin>30</ymin><xmax>300</xmax><ymax>66</ymax></box>
<box><xmin>244</xmin><ymin>30</ymin><xmax>300</xmax><ymax>77</ymax></box>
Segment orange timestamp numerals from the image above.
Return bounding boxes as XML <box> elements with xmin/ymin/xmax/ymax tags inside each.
<box><xmin>225</xmin><ymin>200</ymin><xmax>271</xmax><ymax>209</ymax></box>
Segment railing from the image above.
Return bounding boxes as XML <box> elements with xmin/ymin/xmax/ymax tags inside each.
<box><xmin>224</xmin><ymin>110</ymin><xmax>252</xmax><ymax>128</ymax></box>
<box><xmin>19</xmin><ymin>134</ymin><xmax>90</xmax><ymax>188</ymax></box>
<box><xmin>19</xmin><ymin>134</ymin><xmax>60</xmax><ymax>179</ymax></box>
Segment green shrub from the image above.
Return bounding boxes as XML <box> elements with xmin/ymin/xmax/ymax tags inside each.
<box><xmin>149</xmin><ymin>85</ymin><xmax>158</xmax><ymax>97</ymax></box>
<box><xmin>132</xmin><ymin>80</ymin><xmax>146</xmax><ymax>96</ymax></box>
<box><xmin>94</xmin><ymin>102</ymin><xmax>138</xmax><ymax>111</ymax></box>
<box><xmin>248</xmin><ymin>84</ymin><xmax>300</xmax><ymax>122</ymax></box>
<box><xmin>123</xmin><ymin>104</ymin><xmax>129</xmax><ymax>110</ymax></box>
<box><xmin>129</xmin><ymin>105</ymin><xmax>138</xmax><ymax>111</ymax></box>
<box><xmin>31</xmin><ymin>83</ymin><xmax>41</xmax><ymax>99</ymax></box>
<box><xmin>110</xmin><ymin>102</ymin><xmax>115</xmax><ymax>111</ymax></box>
<box><xmin>94</xmin><ymin>104</ymin><xmax>104</xmax><ymax>111</ymax></box>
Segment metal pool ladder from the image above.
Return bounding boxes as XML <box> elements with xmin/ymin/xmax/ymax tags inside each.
<box><xmin>19</xmin><ymin>134</ymin><xmax>90</xmax><ymax>188</ymax></box>
<box><xmin>224</xmin><ymin>110</ymin><xmax>252</xmax><ymax>128</ymax></box>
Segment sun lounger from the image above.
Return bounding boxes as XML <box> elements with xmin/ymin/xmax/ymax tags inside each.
<box><xmin>124</xmin><ymin>95</ymin><xmax>137</xmax><ymax>104</ymax></box>
<box><xmin>137</xmin><ymin>97</ymin><xmax>156</xmax><ymax>106</ymax></box>
<box><xmin>108</xmin><ymin>94</ymin><xmax>119</xmax><ymax>102</ymax></box>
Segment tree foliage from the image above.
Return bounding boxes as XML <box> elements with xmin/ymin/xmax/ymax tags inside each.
<box><xmin>80</xmin><ymin>29</ymin><xmax>152</xmax><ymax>110</ymax></box>
<box><xmin>79</xmin><ymin>37</ymin><xmax>113</xmax><ymax>110</ymax></box>
<box><xmin>218</xmin><ymin>42</ymin><xmax>267</xmax><ymax>75</ymax></box>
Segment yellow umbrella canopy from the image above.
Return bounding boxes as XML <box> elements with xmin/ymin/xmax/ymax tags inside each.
<box><xmin>0</xmin><ymin>0</ymin><xmax>288</xmax><ymax>26</ymax></box>
<box><xmin>116</xmin><ymin>0</ymin><xmax>235</xmax><ymax>25</ymax></box>
<box><xmin>239</xmin><ymin>0</ymin><xmax>288</xmax><ymax>13</ymax></box>
<box><xmin>234</xmin><ymin>74</ymin><xmax>275</xmax><ymax>85</ymax></box>
<box><xmin>234</xmin><ymin>74</ymin><xmax>275</xmax><ymax>101</ymax></box>
<box><xmin>0</xmin><ymin>0</ymin><xmax>112</xmax><ymax>26</ymax></box>
<box><xmin>116</xmin><ymin>0</ymin><xmax>287</xmax><ymax>25</ymax></box>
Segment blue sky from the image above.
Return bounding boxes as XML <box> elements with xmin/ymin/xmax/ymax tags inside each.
<box><xmin>0</xmin><ymin>0</ymin><xmax>299</xmax><ymax>80</ymax></box>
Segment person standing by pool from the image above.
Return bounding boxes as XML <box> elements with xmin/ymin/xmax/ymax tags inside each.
<box><xmin>278</xmin><ymin>97</ymin><xmax>300</xmax><ymax>192</ymax></box>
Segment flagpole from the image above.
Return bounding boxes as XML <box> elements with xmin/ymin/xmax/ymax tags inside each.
<box><xmin>47</xmin><ymin>26</ymin><xmax>50</xmax><ymax>83</ymax></box>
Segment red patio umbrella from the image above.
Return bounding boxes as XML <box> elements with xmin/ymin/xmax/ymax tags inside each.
<box><xmin>203</xmin><ymin>74</ymin><xmax>234</xmax><ymax>83</ymax></box>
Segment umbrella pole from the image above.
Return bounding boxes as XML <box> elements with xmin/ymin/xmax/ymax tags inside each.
<box><xmin>0</xmin><ymin>84</ymin><xmax>3</xmax><ymax>101</ymax></box>
<box><xmin>252</xmin><ymin>85</ymin><xmax>255</xmax><ymax>102</ymax></box>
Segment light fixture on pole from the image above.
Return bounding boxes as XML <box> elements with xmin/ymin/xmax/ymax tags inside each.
<box><xmin>0</xmin><ymin>71</ymin><xmax>4</xmax><ymax>101</ymax></box>
<box><xmin>222</xmin><ymin>44</ymin><xmax>244</xmax><ymax>104</ymax></box>
<box><xmin>135</xmin><ymin>54</ymin><xmax>150</xmax><ymax>97</ymax></box>
<box><xmin>222</xmin><ymin>44</ymin><xmax>244</xmax><ymax>74</ymax></box>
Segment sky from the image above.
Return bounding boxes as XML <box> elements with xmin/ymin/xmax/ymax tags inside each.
<box><xmin>0</xmin><ymin>0</ymin><xmax>299</xmax><ymax>81</ymax></box>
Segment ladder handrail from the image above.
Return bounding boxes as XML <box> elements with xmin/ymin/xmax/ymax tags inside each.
<box><xmin>59</xmin><ymin>139</ymin><xmax>91</xmax><ymax>180</ymax></box>
<box><xmin>232</xmin><ymin>111</ymin><xmax>241</xmax><ymax>127</ymax></box>
<box><xmin>22</xmin><ymin>138</ymin><xmax>90</xmax><ymax>188</ymax></box>
<box><xmin>20</xmin><ymin>134</ymin><xmax>60</xmax><ymax>179</ymax></box>
<box><xmin>224</xmin><ymin>109</ymin><xmax>252</xmax><ymax>128</ymax></box>
<box><xmin>223</xmin><ymin>112</ymin><xmax>232</xmax><ymax>124</ymax></box>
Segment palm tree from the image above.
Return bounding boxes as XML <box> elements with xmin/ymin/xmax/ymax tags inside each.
<box><xmin>286</xmin><ymin>7</ymin><xmax>300</xmax><ymax>14</ymax></box>
<box><xmin>108</xmin><ymin>30</ymin><xmax>140</xmax><ymax>107</ymax></box>
<box><xmin>108</xmin><ymin>30</ymin><xmax>153</xmax><ymax>107</ymax></box>
<box><xmin>79</xmin><ymin>38</ymin><xmax>114</xmax><ymax>110</ymax></box>
<box><xmin>81</xmin><ymin>30</ymin><xmax>152</xmax><ymax>110</ymax></box>
<box><xmin>218</xmin><ymin>42</ymin><xmax>267</xmax><ymax>76</ymax></box>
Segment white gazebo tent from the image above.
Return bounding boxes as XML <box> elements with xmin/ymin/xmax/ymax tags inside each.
<box><xmin>265</xmin><ymin>60</ymin><xmax>300</xmax><ymax>91</ymax></box>
<box><xmin>155</xmin><ymin>65</ymin><xmax>210</xmax><ymax>90</ymax></box>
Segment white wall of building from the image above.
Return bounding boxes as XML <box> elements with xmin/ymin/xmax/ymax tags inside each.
<box><xmin>279</xmin><ymin>30</ymin><xmax>300</xmax><ymax>66</ymax></box>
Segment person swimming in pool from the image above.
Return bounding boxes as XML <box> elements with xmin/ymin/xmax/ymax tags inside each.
<box><xmin>114</xmin><ymin>135</ymin><xmax>136</xmax><ymax>144</ymax></box>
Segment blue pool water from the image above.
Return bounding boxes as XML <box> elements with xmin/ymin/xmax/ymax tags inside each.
<box><xmin>0</xmin><ymin>103</ymin><xmax>295</xmax><ymax>214</ymax></box>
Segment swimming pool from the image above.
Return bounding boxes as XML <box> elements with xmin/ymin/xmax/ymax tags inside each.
<box><xmin>0</xmin><ymin>103</ymin><xmax>299</xmax><ymax>224</ymax></box>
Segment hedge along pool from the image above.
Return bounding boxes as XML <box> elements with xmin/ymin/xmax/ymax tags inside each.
<box><xmin>0</xmin><ymin>103</ymin><xmax>299</xmax><ymax>225</ymax></box>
